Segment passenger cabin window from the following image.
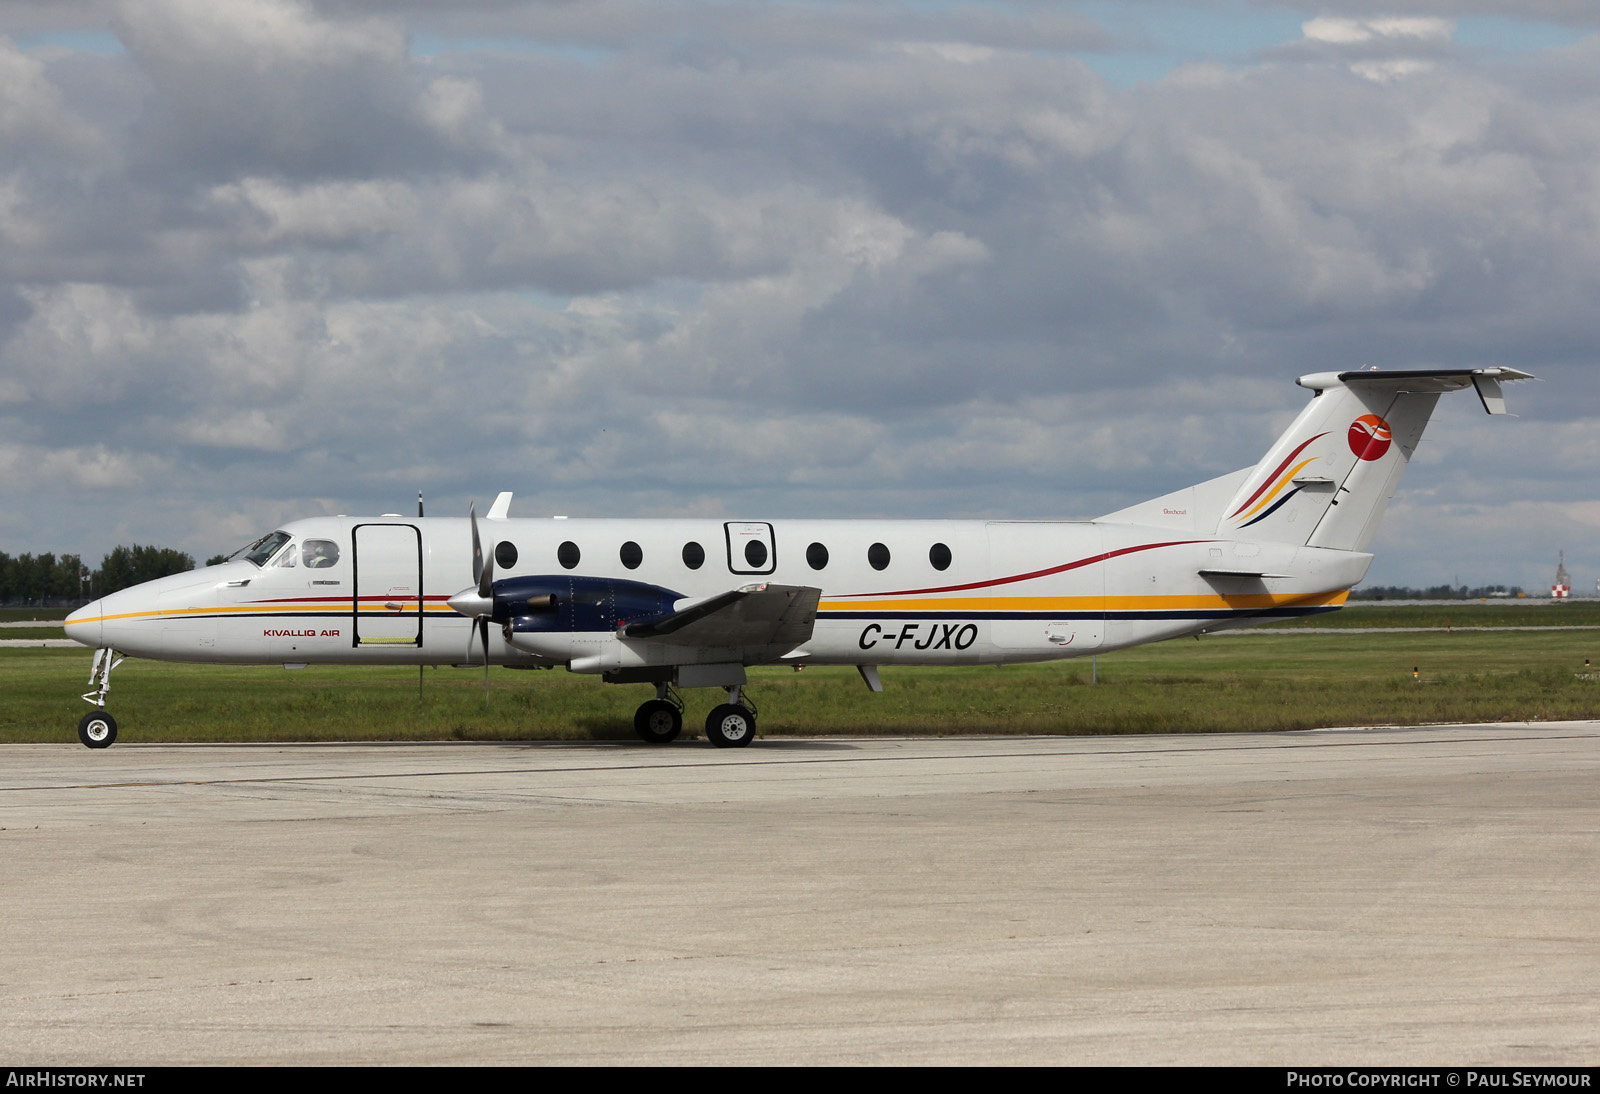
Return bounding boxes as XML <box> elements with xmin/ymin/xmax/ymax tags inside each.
<box><xmin>303</xmin><ymin>540</ymin><xmax>340</xmax><ymax>568</ymax></box>
<box><xmin>620</xmin><ymin>541</ymin><xmax>643</xmax><ymax>569</ymax></box>
<box><xmin>744</xmin><ymin>539</ymin><xmax>768</xmax><ymax>568</ymax></box>
<box><xmin>495</xmin><ymin>541</ymin><xmax>518</xmax><ymax>569</ymax></box>
<box><xmin>929</xmin><ymin>542</ymin><xmax>952</xmax><ymax>571</ymax></box>
<box><xmin>557</xmin><ymin>541</ymin><xmax>581</xmax><ymax>569</ymax></box>
<box><xmin>868</xmin><ymin>542</ymin><xmax>890</xmax><ymax>571</ymax></box>
<box><xmin>682</xmin><ymin>542</ymin><xmax>705</xmax><ymax>569</ymax></box>
<box><xmin>806</xmin><ymin>542</ymin><xmax>829</xmax><ymax>570</ymax></box>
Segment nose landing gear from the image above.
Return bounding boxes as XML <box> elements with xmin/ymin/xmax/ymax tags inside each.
<box><xmin>77</xmin><ymin>648</ymin><xmax>124</xmax><ymax>749</ymax></box>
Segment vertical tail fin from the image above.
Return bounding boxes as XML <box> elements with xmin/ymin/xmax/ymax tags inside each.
<box><xmin>1215</xmin><ymin>368</ymin><xmax>1531</xmax><ymax>551</ymax></box>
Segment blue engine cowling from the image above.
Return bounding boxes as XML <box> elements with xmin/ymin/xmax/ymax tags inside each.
<box><xmin>492</xmin><ymin>575</ymin><xmax>686</xmax><ymax>634</ymax></box>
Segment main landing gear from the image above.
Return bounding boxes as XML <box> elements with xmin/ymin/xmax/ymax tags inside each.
<box><xmin>630</xmin><ymin>683</ymin><xmax>757</xmax><ymax>748</ymax></box>
<box><xmin>77</xmin><ymin>648</ymin><xmax>124</xmax><ymax>749</ymax></box>
<box><xmin>705</xmin><ymin>685</ymin><xmax>757</xmax><ymax>749</ymax></box>
<box><xmin>633</xmin><ymin>683</ymin><xmax>684</xmax><ymax>744</ymax></box>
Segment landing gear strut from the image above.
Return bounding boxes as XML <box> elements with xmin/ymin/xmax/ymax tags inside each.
<box><xmin>705</xmin><ymin>685</ymin><xmax>757</xmax><ymax>748</ymax></box>
<box><xmin>77</xmin><ymin>648</ymin><xmax>124</xmax><ymax>749</ymax></box>
<box><xmin>633</xmin><ymin>683</ymin><xmax>684</xmax><ymax>744</ymax></box>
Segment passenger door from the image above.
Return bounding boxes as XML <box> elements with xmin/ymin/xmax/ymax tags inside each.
<box><xmin>351</xmin><ymin>523</ymin><xmax>423</xmax><ymax>648</ymax></box>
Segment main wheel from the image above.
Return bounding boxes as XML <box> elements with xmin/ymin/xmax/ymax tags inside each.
<box><xmin>633</xmin><ymin>699</ymin><xmax>682</xmax><ymax>744</ymax></box>
<box><xmin>705</xmin><ymin>704</ymin><xmax>756</xmax><ymax>748</ymax></box>
<box><xmin>78</xmin><ymin>710</ymin><xmax>118</xmax><ymax>750</ymax></box>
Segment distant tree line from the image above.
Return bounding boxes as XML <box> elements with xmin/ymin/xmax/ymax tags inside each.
<box><xmin>0</xmin><ymin>545</ymin><xmax>197</xmax><ymax>605</ymax></box>
<box><xmin>1352</xmin><ymin>584</ymin><xmax>1525</xmax><ymax>600</ymax></box>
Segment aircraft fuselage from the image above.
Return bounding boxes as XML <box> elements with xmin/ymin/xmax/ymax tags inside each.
<box><xmin>65</xmin><ymin>514</ymin><xmax>1368</xmax><ymax>670</ymax></box>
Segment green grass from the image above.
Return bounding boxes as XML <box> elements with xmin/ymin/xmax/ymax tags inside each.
<box><xmin>1266</xmin><ymin>600</ymin><xmax>1600</xmax><ymax>629</ymax></box>
<box><xmin>5</xmin><ymin>627</ymin><xmax>1599</xmax><ymax>744</ymax></box>
<box><xmin>0</xmin><ymin>609</ymin><xmax>70</xmax><ymax>622</ymax></box>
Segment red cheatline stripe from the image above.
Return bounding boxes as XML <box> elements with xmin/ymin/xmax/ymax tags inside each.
<box><xmin>830</xmin><ymin>539</ymin><xmax>1210</xmax><ymax>598</ymax></box>
<box><xmin>1228</xmin><ymin>433</ymin><xmax>1326</xmax><ymax>519</ymax></box>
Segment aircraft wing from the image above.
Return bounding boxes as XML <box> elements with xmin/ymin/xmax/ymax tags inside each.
<box><xmin>622</xmin><ymin>583</ymin><xmax>821</xmax><ymax>655</ymax></box>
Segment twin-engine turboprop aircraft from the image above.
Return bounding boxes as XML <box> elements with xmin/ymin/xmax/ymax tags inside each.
<box><xmin>64</xmin><ymin>368</ymin><xmax>1530</xmax><ymax>749</ymax></box>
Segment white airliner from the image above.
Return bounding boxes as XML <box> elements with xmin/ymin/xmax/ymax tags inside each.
<box><xmin>63</xmin><ymin>368</ymin><xmax>1530</xmax><ymax>749</ymax></box>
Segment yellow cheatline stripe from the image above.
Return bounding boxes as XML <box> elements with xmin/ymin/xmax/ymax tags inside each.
<box><xmin>820</xmin><ymin>590</ymin><xmax>1349</xmax><ymax>613</ymax></box>
<box><xmin>1238</xmin><ymin>457</ymin><xmax>1319</xmax><ymax>521</ymax></box>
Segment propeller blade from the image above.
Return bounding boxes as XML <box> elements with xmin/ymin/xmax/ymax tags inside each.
<box><xmin>465</xmin><ymin>499</ymin><xmax>495</xmax><ymax>704</ymax></box>
<box><xmin>469</xmin><ymin>501</ymin><xmax>483</xmax><ymax>587</ymax></box>
<box><xmin>480</xmin><ymin>616</ymin><xmax>491</xmax><ymax>704</ymax></box>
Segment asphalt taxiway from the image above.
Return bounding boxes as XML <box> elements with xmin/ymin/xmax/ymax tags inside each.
<box><xmin>3</xmin><ymin>725</ymin><xmax>1598</xmax><ymax>1065</ymax></box>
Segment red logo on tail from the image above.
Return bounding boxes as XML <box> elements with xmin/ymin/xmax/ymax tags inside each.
<box><xmin>1348</xmin><ymin>414</ymin><xmax>1392</xmax><ymax>461</ymax></box>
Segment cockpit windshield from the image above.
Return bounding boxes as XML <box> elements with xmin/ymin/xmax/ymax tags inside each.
<box><xmin>229</xmin><ymin>531</ymin><xmax>293</xmax><ymax>567</ymax></box>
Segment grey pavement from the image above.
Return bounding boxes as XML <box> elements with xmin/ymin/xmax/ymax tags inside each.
<box><xmin>2</xmin><ymin>726</ymin><xmax>1598</xmax><ymax>1065</ymax></box>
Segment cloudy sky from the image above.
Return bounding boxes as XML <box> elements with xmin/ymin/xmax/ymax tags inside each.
<box><xmin>1</xmin><ymin>0</ymin><xmax>1596</xmax><ymax>592</ymax></box>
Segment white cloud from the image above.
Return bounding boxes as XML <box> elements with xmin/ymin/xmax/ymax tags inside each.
<box><xmin>0</xmin><ymin>440</ymin><xmax>169</xmax><ymax>491</ymax></box>
<box><xmin>0</xmin><ymin>1</ymin><xmax>1594</xmax><ymax>586</ymax></box>
<box><xmin>1350</xmin><ymin>58</ymin><xmax>1437</xmax><ymax>82</ymax></box>
<box><xmin>114</xmin><ymin>0</ymin><xmax>405</xmax><ymax>71</ymax></box>
<box><xmin>0</xmin><ymin>37</ymin><xmax>100</xmax><ymax>155</ymax></box>
<box><xmin>1302</xmin><ymin>17</ymin><xmax>1454</xmax><ymax>46</ymax></box>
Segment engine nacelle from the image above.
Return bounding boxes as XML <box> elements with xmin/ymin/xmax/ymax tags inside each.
<box><xmin>493</xmin><ymin>574</ymin><xmax>684</xmax><ymax>633</ymax></box>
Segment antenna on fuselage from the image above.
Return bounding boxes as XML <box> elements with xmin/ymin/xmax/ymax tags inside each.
<box><xmin>417</xmin><ymin>491</ymin><xmax>424</xmax><ymax>518</ymax></box>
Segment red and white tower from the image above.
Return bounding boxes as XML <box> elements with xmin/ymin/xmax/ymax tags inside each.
<box><xmin>1552</xmin><ymin>551</ymin><xmax>1571</xmax><ymax>599</ymax></box>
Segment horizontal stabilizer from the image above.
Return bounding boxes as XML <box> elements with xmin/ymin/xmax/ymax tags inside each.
<box><xmin>1298</xmin><ymin>367</ymin><xmax>1534</xmax><ymax>412</ymax></box>
<box><xmin>1197</xmin><ymin>568</ymin><xmax>1292</xmax><ymax>579</ymax></box>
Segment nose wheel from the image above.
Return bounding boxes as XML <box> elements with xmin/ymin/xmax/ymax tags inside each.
<box><xmin>78</xmin><ymin>710</ymin><xmax>118</xmax><ymax>749</ymax></box>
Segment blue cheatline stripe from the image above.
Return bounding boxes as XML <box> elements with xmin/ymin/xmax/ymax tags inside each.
<box><xmin>1238</xmin><ymin>486</ymin><xmax>1303</xmax><ymax>528</ymax></box>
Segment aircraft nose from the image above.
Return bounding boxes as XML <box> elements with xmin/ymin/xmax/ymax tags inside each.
<box><xmin>64</xmin><ymin>600</ymin><xmax>104</xmax><ymax>648</ymax></box>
